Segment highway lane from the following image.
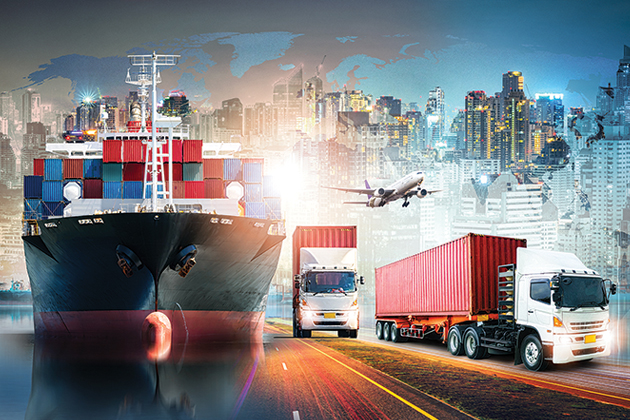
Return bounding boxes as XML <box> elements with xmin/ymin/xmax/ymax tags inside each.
<box><xmin>235</xmin><ymin>326</ymin><xmax>475</xmax><ymax>420</ymax></box>
<box><xmin>358</xmin><ymin>326</ymin><xmax>630</xmax><ymax>408</ymax></box>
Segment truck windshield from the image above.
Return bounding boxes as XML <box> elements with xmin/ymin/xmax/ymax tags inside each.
<box><xmin>304</xmin><ymin>272</ymin><xmax>356</xmax><ymax>294</ymax></box>
<box><xmin>557</xmin><ymin>276</ymin><xmax>607</xmax><ymax>309</ymax></box>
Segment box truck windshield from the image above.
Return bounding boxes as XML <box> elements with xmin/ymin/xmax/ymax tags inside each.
<box><xmin>553</xmin><ymin>276</ymin><xmax>608</xmax><ymax>309</ymax></box>
<box><xmin>304</xmin><ymin>272</ymin><xmax>356</xmax><ymax>294</ymax></box>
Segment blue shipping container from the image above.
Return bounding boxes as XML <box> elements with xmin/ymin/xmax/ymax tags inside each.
<box><xmin>103</xmin><ymin>181</ymin><xmax>122</xmax><ymax>199</ymax></box>
<box><xmin>44</xmin><ymin>159</ymin><xmax>63</xmax><ymax>180</ymax></box>
<box><xmin>123</xmin><ymin>181</ymin><xmax>143</xmax><ymax>199</ymax></box>
<box><xmin>264</xmin><ymin>197</ymin><xmax>282</xmax><ymax>220</ymax></box>
<box><xmin>263</xmin><ymin>175</ymin><xmax>281</xmax><ymax>198</ymax></box>
<box><xmin>183</xmin><ymin>163</ymin><xmax>203</xmax><ymax>181</ymax></box>
<box><xmin>24</xmin><ymin>176</ymin><xmax>43</xmax><ymax>199</ymax></box>
<box><xmin>103</xmin><ymin>163</ymin><xmax>123</xmax><ymax>182</ymax></box>
<box><xmin>144</xmin><ymin>184</ymin><xmax>164</xmax><ymax>199</ymax></box>
<box><xmin>223</xmin><ymin>158</ymin><xmax>242</xmax><ymax>181</ymax></box>
<box><xmin>245</xmin><ymin>202</ymin><xmax>265</xmax><ymax>219</ymax></box>
<box><xmin>42</xmin><ymin>201</ymin><xmax>65</xmax><ymax>217</ymax></box>
<box><xmin>244</xmin><ymin>183</ymin><xmax>263</xmax><ymax>202</ymax></box>
<box><xmin>24</xmin><ymin>199</ymin><xmax>42</xmax><ymax>219</ymax></box>
<box><xmin>243</xmin><ymin>162</ymin><xmax>263</xmax><ymax>183</ymax></box>
<box><xmin>42</xmin><ymin>181</ymin><xmax>63</xmax><ymax>202</ymax></box>
<box><xmin>83</xmin><ymin>159</ymin><xmax>103</xmax><ymax>179</ymax></box>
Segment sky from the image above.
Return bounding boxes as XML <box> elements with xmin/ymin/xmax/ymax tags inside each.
<box><xmin>2</xmin><ymin>0</ymin><xmax>629</xmax><ymax>121</ymax></box>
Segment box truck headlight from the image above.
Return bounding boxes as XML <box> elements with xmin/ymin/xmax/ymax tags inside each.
<box><xmin>559</xmin><ymin>336</ymin><xmax>572</xmax><ymax>344</ymax></box>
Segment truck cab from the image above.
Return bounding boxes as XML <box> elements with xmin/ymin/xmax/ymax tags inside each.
<box><xmin>293</xmin><ymin>248</ymin><xmax>363</xmax><ymax>338</ymax></box>
<box><xmin>514</xmin><ymin>248</ymin><xmax>614</xmax><ymax>370</ymax></box>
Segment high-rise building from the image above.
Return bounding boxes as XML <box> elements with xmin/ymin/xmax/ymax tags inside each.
<box><xmin>464</xmin><ymin>90</ymin><xmax>490</xmax><ymax>159</ymax></box>
<box><xmin>21</xmin><ymin>89</ymin><xmax>41</xmax><ymax>128</ymax></box>
<box><xmin>0</xmin><ymin>133</ymin><xmax>16</xmax><ymax>186</ymax></box>
<box><xmin>614</xmin><ymin>45</ymin><xmax>630</xmax><ymax>113</ymax></box>
<box><xmin>534</xmin><ymin>93</ymin><xmax>564</xmax><ymax>132</ymax></box>
<box><xmin>425</xmin><ymin>87</ymin><xmax>445</xmax><ymax>148</ymax></box>
<box><xmin>272</xmin><ymin>65</ymin><xmax>303</xmax><ymax>138</ymax></box>
<box><xmin>504</xmin><ymin>90</ymin><xmax>530</xmax><ymax>168</ymax></box>
<box><xmin>375</xmin><ymin>96</ymin><xmax>402</xmax><ymax>117</ymax></box>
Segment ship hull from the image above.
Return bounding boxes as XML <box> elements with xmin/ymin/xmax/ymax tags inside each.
<box><xmin>23</xmin><ymin>212</ymin><xmax>284</xmax><ymax>342</ymax></box>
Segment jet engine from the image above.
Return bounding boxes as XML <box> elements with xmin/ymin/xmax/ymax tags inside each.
<box><xmin>416</xmin><ymin>189</ymin><xmax>428</xmax><ymax>198</ymax></box>
<box><xmin>369</xmin><ymin>197</ymin><xmax>384</xmax><ymax>207</ymax></box>
<box><xmin>375</xmin><ymin>188</ymin><xmax>386</xmax><ymax>196</ymax></box>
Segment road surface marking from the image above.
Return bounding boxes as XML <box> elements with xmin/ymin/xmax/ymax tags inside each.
<box><xmin>282</xmin><ymin>362</ymin><xmax>288</xmax><ymax>371</ymax></box>
<box><xmin>301</xmin><ymin>340</ymin><xmax>439</xmax><ymax>420</ymax></box>
<box><xmin>292</xmin><ymin>411</ymin><xmax>300</xmax><ymax>420</ymax></box>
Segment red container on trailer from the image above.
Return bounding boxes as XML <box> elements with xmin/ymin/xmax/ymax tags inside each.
<box><xmin>82</xmin><ymin>179</ymin><xmax>103</xmax><ymax>199</ymax></box>
<box><xmin>374</xmin><ymin>233</ymin><xmax>526</xmax><ymax>318</ymax></box>
<box><xmin>183</xmin><ymin>139</ymin><xmax>203</xmax><ymax>163</ymax></box>
<box><xmin>203</xmin><ymin>159</ymin><xmax>224</xmax><ymax>179</ymax></box>
<box><xmin>204</xmin><ymin>179</ymin><xmax>225</xmax><ymax>198</ymax></box>
<box><xmin>103</xmin><ymin>140</ymin><xmax>122</xmax><ymax>163</ymax></box>
<box><xmin>33</xmin><ymin>159</ymin><xmax>45</xmax><ymax>176</ymax></box>
<box><xmin>184</xmin><ymin>181</ymin><xmax>204</xmax><ymax>198</ymax></box>
<box><xmin>62</xmin><ymin>159</ymin><xmax>83</xmax><ymax>179</ymax></box>
<box><xmin>123</xmin><ymin>140</ymin><xmax>143</xmax><ymax>163</ymax></box>
<box><xmin>122</xmin><ymin>163</ymin><xmax>145</xmax><ymax>181</ymax></box>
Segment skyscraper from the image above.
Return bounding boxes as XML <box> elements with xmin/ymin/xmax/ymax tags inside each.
<box><xmin>21</xmin><ymin>89</ymin><xmax>41</xmax><ymax>129</ymax></box>
<box><xmin>614</xmin><ymin>45</ymin><xmax>630</xmax><ymax>112</ymax></box>
<box><xmin>504</xmin><ymin>90</ymin><xmax>530</xmax><ymax>168</ymax></box>
<box><xmin>425</xmin><ymin>87</ymin><xmax>444</xmax><ymax>148</ymax></box>
<box><xmin>464</xmin><ymin>90</ymin><xmax>489</xmax><ymax>159</ymax></box>
<box><xmin>272</xmin><ymin>65</ymin><xmax>303</xmax><ymax>139</ymax></box>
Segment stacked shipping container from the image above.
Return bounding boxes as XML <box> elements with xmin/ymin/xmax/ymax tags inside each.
<box><xmin>23</xmin><ymin>141</ymin><xmax>281</xmax><ymax>221</ymax></box>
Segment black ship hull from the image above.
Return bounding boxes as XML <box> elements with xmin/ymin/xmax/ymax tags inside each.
<box><xmin>22</xmin><ymin>212</ymin><xmax>284</xmax><ymax>342</ymax></box>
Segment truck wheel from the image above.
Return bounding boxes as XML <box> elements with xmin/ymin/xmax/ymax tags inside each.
<box><xmin>521</xmin><ymin>334</ymin><xmax>548</xmax><ymax>372</ymax></box>
<box><xmin>301</xmin><ymin>329</ymin><xmax>311</xmax><ymax>338</ymax></box>
<box><xmin>447</xmin><ymin>327</ymin><xmax>465</xmax><ymax>356</ymax></box>
<box><xmin>293</xmin><ymin>318</ymin><xmax>299</xmax><ymax>338</ymax></box>
<box><xmin>391</xmin><ymin>324</ymin><xmax>408</xmax><ymax>343</ymax></box>
<box><xmin>464</xmin><ymin>327</ymin><xmax>488</xmax><ymax>360</ymax></box>
<box><xmin>376</xmin><ymin>322</ymin><xmax>384</xmax><ymax>340</ymax></box>
<box><xmin>338</xmin><ymin>330</ymin><xmax>348</xmax><ymax>338</ymax></box>
<box><xmin>383</xmin><ymin>323</ymin><xmax>392</xmax><ymax>341</ymax></box>
<box><xmin>349</xmin><ymin>329</ymin><xmax>358</xmax><ymax>338</ymax></box>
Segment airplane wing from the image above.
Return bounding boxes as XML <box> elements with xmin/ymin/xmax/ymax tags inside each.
<box><xmin>322</xmin><ymin>186</ymin><xmax>375</xmax><ymax>195</ymax></box>
<box><xmin>343</xmin><ymin>201</ymin><xmax>369</xmax><ymax>205</ymax></box>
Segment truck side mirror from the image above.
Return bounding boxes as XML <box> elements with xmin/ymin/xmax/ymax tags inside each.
<box><xmin>294</xmin><ymin>274</ymin><xmax>301</xmax><ymax>289</ymax></box>
<box><xmin>550</xmin><ymin>280</ymin><xmax>559</xmax><ymax>291</ymax></box>
<box><xmin>360</xmin><ymin>276</ymin><xmax>365</xmax><ymax>285</ymax></box>
<box><xmin>552</xmin><ymin>291</ymin><xmax>562</xmax><ymax>307</ymax></box>
<box><xmin>610</xmin><ymin>281</ymin><xmax>617</xmax><ymax>296</ymax></box>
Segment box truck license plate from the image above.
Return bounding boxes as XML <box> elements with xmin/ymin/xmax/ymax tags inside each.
<box><xmin>584</xmin><ymin>334</ymin><xmax>596</xmax><ymax>344</ymax></box>
<box><xmin>324</xmin><ymin>313</ymin><xmax>336</xmax><ymax>319</ymax></box>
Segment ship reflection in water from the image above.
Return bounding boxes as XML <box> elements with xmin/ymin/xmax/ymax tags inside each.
<box><xmin>26</xmin><ymin>334</ymin><xmax>262</xmax><ymax>420</ymax></box>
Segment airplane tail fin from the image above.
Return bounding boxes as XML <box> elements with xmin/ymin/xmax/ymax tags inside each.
<box><xmin>365</xmin><ymin>180</ymin><xmax>372</xmax><ymax>199</ymax></box>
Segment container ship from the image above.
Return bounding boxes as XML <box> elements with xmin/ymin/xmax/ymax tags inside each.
<box><xmin>21</xmin><ymin>53</ymin><xmax>285</xmax><ymax>342</ymax></box>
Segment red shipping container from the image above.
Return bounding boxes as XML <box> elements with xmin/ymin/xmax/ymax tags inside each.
<box><xmin>123</xmin><ymin>163</ymin><xmax>145</xmax><ymax>181</ymax></box>
<box><xmin>183</xmin><ymin>139</ymin><xmax>203</xmax><ymax>163</ymax></box>
<box><xmin>63</xmin><ymin>159</ymin><xmax>83</xmax><ymax>179</ymax></box>
<box><xmin>123</xmin><ymin>140</ymin><xmax>143</xmax><ymax>163</ymax></box>
<box><xmin>203</xmin><ymin>159</ymin><xmax>224</xmax><ymax>179</ymax></box>
<box><xmin>165</xmin><ymin>139</ymin><xmax>183</xmax><ymax>163</ymax></box>
<box><xmin>292</xmin><ymin>226</ymin><xmax>358</xmax><ymax>277</ymax></box>
<box><xmin>33</xmin><ymin>159</ymin><xmax>45</xmax><ymax>176</ymax></box>
<box><xmin>83</xmin><ymin>179</ymin><xmax>103</xmax><ymax>199</ymax></box>
<box><xmin>204</xmin><ymin>179</ymin><xmax>225</xmax><ymax>198</ymax></box>
<box><xmin>126</xmin><ymin>120</ymin><xmax>151</xmax><ymax>132</ymax></box>
<box><xmin>161</xmin><ymin>163</ymin><xmax>183</xmax><ymax>182</ymax></box>
<box><xmin>103</xmin><ymin>140</ymin><xmax>123</xmax><ymax>163</ymax></box>
<box><xmin>184</xmin><ymin>181</ymin><xmax>204</xmax><ymax>198</ymax></box>
<box><xmin>374</xmin><ymin>234</ymin><xmax>526</xmax><ymax>318</ymax></box>
<box><xmin>168</xmin><ymin>181</ymin><xmax>185</xmax><ymax>199</ymax></box>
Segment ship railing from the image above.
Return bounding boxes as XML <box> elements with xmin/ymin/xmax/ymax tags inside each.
<box><xmin>268</xmin><ymin>220</ymin><xmax>286</xmax><ymax>236</ymax></box>
<box><xmin>22</xmin><ymin>220</ymin><xmax>40</xmax><ymax>237</ymax></box>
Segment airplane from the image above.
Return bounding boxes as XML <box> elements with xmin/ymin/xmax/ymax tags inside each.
<box><xmin>324</xmin><ymin>170</ymin><xmax>441</xmax><ymax>208</ymax></box>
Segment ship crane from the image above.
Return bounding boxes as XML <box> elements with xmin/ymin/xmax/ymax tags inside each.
<box><xmin>127</xmin><ymin>52</ymin><xmax>180</xmax><ymax>212</ymax></box>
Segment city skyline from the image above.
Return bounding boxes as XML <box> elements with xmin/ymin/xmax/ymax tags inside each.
<box><xmin>1</xmin><ymin>0</ymin><xmax>628</xmax><ymax>117</ymax></box>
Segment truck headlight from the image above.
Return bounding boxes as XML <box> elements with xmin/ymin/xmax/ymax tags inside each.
<box><xmin>559</xmin><ymin>336</ymin><xmax>572</xmax><ymax>344</ymax></box>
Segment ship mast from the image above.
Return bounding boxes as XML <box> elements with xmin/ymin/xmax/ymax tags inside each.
<box><xmin>127</xmin><ymin>52</ymin><xmax>180</xmax><ymax>211</ymax></box>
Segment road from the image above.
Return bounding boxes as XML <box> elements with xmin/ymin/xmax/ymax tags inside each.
<box><xmin>235</xmin><ymin>325</ymin><xmax>475</xmax><ymax>420</ymax></box>
<box><xmin>358</xmin><ymin>326</ymin><xmax>630</xmax><ymax>409</ymax></box>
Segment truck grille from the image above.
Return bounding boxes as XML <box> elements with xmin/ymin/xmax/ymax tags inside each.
<box><xmin>572</xmin><ymin>346</ymin><xmax>605</xmax><ymax>356</ymax></box>
<box><xmin>314</xmin><ymin>321</ymin><xmax>346</xmax><ymax>326</ymax></box>
<box><xmin>569</xmin><ymin>321</ymin><xmax>604</xmax><ymax>331</ymax></box>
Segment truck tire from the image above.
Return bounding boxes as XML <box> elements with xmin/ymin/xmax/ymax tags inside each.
<box><xmin>521</xmin><ymin>334</ymin><xmax>548</xmax><ymax>372</ymax></box>
<box><xmin>376</xmin><ymin>321</ymin><xmax>384</xmax><ymax>340</ymax></box>
<box><xmin>463</xmin><ymin>327</ymin><xmax>488</xmax><ymax>359</ymax></box>
<box><xmin>348</xmin><ymin>329</ymin><xmax>358</xmax><ymax>338</ymax></box>
<box><xmin>338</xmin><ymin>330</ymin><xmax>348</xmax><ymax>338</ymax></box>
<box><xmin>391</xmin><ymin>324</ymin><xmax>408</xmax><ymax>343</ymax></box>
<box><xmin>293</xmin><ymin>318</ymin><xmax>299</xmax><ymax>338</ymax></box>
<box><xmin>301</xmin><ymin>329</ymin><xmax>311</xmax><ymax>338</ymax></box>
<box><xmin>447</xmin><ymin>326</ymin><xmax>465</xmax><ymax>356</ymax></box>
<box><xmin>383</xmin><ymin>323</ymin><xmax>392</xmax><ymax>341</ymax></box>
